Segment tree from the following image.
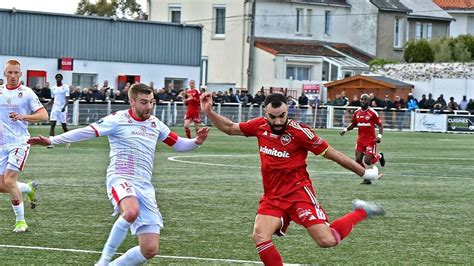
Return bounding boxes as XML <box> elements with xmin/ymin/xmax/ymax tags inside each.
<box><xmin>431</xmin><ymin>38</ymin><xmax>452</xmax><ymax>62</ymax></box>
<box><xmin>452</xmin><ymin>40</ymin><xmax>471</xmax><ymax>62</ymax></box>
<box><xmin>76</xmin><ymin>0</ymin><xmax>143</xmax><ymax>19</ymax></box>
<box><xmin>456</xmin><ymin>35</ymin><xmax>474</xmax><ymax>60</ymax></box>
<box><xmin>404</xmin><ymin>40</ymin><xmax>434</xmax><ymax>63</ymax></box>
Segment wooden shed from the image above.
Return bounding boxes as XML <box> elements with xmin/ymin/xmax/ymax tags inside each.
<box><xmin>325</xmin><ymin>75</ymin><xmax>414</xmax><ymax>101</ymax></box>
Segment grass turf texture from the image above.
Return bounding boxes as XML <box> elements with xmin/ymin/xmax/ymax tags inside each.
<box><xmin>0</xmin><ymin>126</ymin><xmax>473</xmax><ymax>264</ymax></box>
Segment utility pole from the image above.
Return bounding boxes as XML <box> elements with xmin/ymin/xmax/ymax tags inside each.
<box><xmin>246</xmin><ymin>0</ymin><xmax>256</xmax><ymax>92</ymax></box>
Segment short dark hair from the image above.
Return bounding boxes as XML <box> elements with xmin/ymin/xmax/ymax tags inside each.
<box><xmin>128</xmin><ymin>83</ymin><xmax>153</xmax><ymax>100</ymax></box>
<box><xmin>55</xmin><ymin>73</ymin><xmax>63</xmax><ymax>79</ymax></box>
<box><xmin>264</xmin><ymin>93</ymin><xmax>287</xmax><ymax>108</ymax></box>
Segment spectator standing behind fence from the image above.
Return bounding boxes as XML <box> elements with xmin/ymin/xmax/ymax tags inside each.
<box><xmin>369</xmin><ymin>93</ymin><xmax>382</xmax><ymax>107</ymax></box>
<box><xmin>407</xmin><ymin>94</ymin><xmax>419</xmax><ymax>112</ymax></box>
<box><xmin>459</xmin><ymin>96</ymin><xmax>468</xmax><ymax>111</ymax></box>
<box><xmin>340</xmin><ymin>94</ymin><xmax>385</xmax><ymax>185</ymax></box>
<box><xmin>254</xmin><ymin>90</ymin><xmax>266</xmax><ymax>105</ymax></box>
<box><xmin>298</xmin><ymin>91</ymin><xmax>309</xmax><ymax>123</ymax></box>
<box><xmin>467</xmin><ymin>99</ymin><xmax>474</xmax><ymax>114</ymax></box>
<box><xmin>418</xmin><ymin>94</ymin><xmax>427</xmax><ymax>109</ymax></box>
<box><xmin>183</xmin><ymin>80</ymin><xmax>201</xmax><ymax>138</ymax></box>
<box><xmin>382</xmin><ymin>95</ymin><xmax>394</xmax><ymax>127</ymax></box>
<box><xmin>228</xmin><ymin>88</ymin><xmax>240</xmax><ymax>103</ymax></box>
<box><xmin>447</xmin><ymin>97</ymin><xmax>459</xmax><ymax>112</ymax></box>
<box><xmin>394</xmin><ymin>96</ymin><xmax>405</xmax><ymax>130</ymax></box>
<box><xmin>40</xmin><ymin>82</ymin><xmax>51</xmax><ymax>100</ymax></box>
<box><xmin>71</xmin><ymin>86</ymin><xmax>82</xmax><ymax>100</ymax></box>
<box><xmin>435</xmin><ymin>94</ymin><xmax>447</xmax><ymax>110</ymax></box>
<box><xmin>425</xmin><ymin>93</ymin><xmax>435</xmax><ymax>110</ymax></box>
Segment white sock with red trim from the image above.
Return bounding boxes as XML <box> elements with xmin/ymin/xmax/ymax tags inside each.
<box><xmin>97</xmin><ymin>216</ymin><xmax>132</xmax><ymax>264</ymax></box>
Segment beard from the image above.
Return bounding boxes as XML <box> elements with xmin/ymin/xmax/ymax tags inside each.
<box><xmin>362</xmin><ymin>103</ymin><xmax>369</xmax><ymax>110</ymax></box>
<box><xmin>269</xmin><ymin>120</ymin><xmax>288</xmax><ymax>135</ymax></box>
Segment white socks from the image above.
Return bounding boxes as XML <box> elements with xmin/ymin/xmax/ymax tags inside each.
<box><xmin>97</xmin><ymin>216</ymin><xmax>132</xmax><ymax>264</ymax></box>
<box><xmin>17</xmin><ymin>182</ymin><xmax>31</xmax><ymax>193</ymax></box>
<box><xmin>110</xmin><ymin>246</ymin><xmax>147</xmax><ymax>266</ymax></box>
<box><xmin>12</xmin><ymin>202</ymin><xmax>25</xmax><ymax>222</ymax></box>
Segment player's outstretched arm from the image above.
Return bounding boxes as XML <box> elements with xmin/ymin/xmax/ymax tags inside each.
<box><xmin>323</xmin><ymin>146</ymin><xmax>381</xmax><ymax>181</ymax></box>
<box><xmin>27</xmin><ymin>126</ymin><xmax>97</xmax><ymax>146</ymax></box>
<box><xmin>200</xmin><ymin>92</ymin><xmax>244</xmax><ymax>136</ymax></box>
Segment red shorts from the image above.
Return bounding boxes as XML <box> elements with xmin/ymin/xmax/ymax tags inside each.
<box><xmin>184</xmin><ymin>111</ymin><xmax>200</xmax><ymax>123</ymax></box>
<box><xmin>257</xmin><ymin>186</ymin><xmax>329</xmax><ymax>237</ymax></box>
<box><xmin>355</xmin><ymin>142</ymin><xmax>377</xmax><ymax>155</ymax></box>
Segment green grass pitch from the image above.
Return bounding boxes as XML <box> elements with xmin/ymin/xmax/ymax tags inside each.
<box><xmin>1</xmin><ymin>126</ymin><xmax>473</xmax><ymax>264</ymax></box>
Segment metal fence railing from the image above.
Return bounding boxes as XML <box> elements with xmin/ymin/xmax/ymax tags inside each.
<box><xmin>44</xmin><ymin>100</ymin><xmax>472</xmax><ymax>132</ymax></box>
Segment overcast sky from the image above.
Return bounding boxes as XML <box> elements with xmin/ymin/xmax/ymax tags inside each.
<box><xmin>0</xmin><ymin>0</ymin><xmax>147</xmax><ymax>15</ymax></box>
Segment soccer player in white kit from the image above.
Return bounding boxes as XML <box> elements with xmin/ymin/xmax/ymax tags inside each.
<box><xmin>0</xmin><ymin>59</ymin><xmax>48</xmax><ymax>232</ymax></box>
<box><xmin>45</xmin><ymin>73</ymin><xmax>70</xmax><ymax>148</ymax></box>
<box><xmin>28</xmin><ymin>83</ymin><xmax>210</xmax><ymax>265</ymax></box>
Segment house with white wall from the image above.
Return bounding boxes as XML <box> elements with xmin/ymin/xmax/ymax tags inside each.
<box><xmin>432</xmin><ymin>0</ymin><xmax>474</xmax><ymax>37</ymax></box>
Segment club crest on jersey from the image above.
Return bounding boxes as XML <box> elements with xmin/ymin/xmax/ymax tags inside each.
<box><xmin>151</xmin><ymin>121</ymin><xmax>156</xmax><ymax>128</ymax></box>
<box><xmin>6</xmin><ymin>98</ymin><xmax>11</xmax><ymax>104</ymax></box>
<box><xmin>280</xmin><ymin>134</ymin><xmax>292</xmax><ymax>145</ymax></box>
<box><xmin>18</xmin><ymin>92</ymin><xmax>23</xmax><ymax>98</ymax></box>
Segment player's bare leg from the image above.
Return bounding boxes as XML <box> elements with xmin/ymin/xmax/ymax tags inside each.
<box><xmin>193</xmin><ymin>120</ymin><xmax>200</xmax><ymax>135</ymax></box>
<box><xmin>307</xmin><ymin>224</ymin><xmax>338</xmax><ymax>247</ymax></box>
<box><xmin>252</xmin><ymin>214</ymin><xmax>283</xmax><ymax>265</ymax></box>
<box><xmin>2</xmin><ymin>170</ymin><xmax>28</xmax><ymax>232</ymax></box>
<box><xmin>47</xmin><ymin>121</ymin><xmax>57</xmax><ymax>148</ymax></box>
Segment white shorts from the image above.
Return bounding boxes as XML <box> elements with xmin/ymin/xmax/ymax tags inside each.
<box><xmin>50</xmin><ymin>108</ymin><xmax>67</xmax><ymax>123</ymax></box>
<box><xmin>107</xmin><ymin>178</ymin><xmax>163</xmax><ymax>235</ymax></box>
<box><xmin>0</xmin><ymin>146</ymin><xmax>30</xmax><ymax>175</ymax></box>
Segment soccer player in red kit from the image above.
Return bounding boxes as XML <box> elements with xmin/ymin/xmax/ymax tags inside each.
<box><xmin>201</xmin><ymin>92</ymin><xmax>385</xmax><ymax>266</ymax></box>
<box><xmin>184</xmin><ymin>80</ymin><xmax>201</xmax><ymax>138</ymax></box>
<box><xmin>340</xmin><ymin>93</ymin><xmax>385</xmax><ymax>185</ymax></box>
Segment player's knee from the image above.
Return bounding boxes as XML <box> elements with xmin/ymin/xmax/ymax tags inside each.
<box><xmin>122</xmin><ymin>208</ymin><xmax>139</xmax><ymax>223</ymax></box>
<box><xmin>252</xmin><ymin>230</ymin><xmax>271</xmax><ymax>244</ymax></box>
<box><xmin>315</xmin><ymin>236</ymin><xmax>337</xmax><ymax>248</ymax></box>
<box><xmin>140</xmin><ymin>243</ymin><xmax>159</xmax><ymax>259</ymax></box>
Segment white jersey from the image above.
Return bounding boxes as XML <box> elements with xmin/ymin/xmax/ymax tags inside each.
<box><xmin>90</xmin><ymin>109</ymin><xmax>171</xmax><ymax>186</ymax></box>
<box><xmin>51</xmin><ymin>84</ymin><xmax>70</xmax><ymax>111</ymax></box>
<box><xmin>0</xmin><ymin>84</ymin><xmax>44</xmax><ymax>148</ymax></box>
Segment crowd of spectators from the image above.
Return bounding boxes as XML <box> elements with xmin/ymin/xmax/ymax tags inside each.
<box><xmin>13</xmin><ymin>77</ymin><xmax>472</xmax><ymax>115</ymax></box>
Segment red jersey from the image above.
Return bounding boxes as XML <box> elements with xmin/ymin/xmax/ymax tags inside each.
<box><xmin>239</xmin><ymin>117</ymin><xmax>329</xmax><ymax>199</ymax></box>
<box><xmin>352</xmin><ymin>107</ymin><xmax>381</xmax><ymax>145</ymax></box>
<box><xmin>185</xmin><ymin>88</ymin><xmax>201</xmax><ymax>113</ymax></box>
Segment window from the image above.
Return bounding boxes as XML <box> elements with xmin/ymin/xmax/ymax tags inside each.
<box><xmin>394</xmin><ymin>18</ymin><xmax>402</xmax><ymax>48</ymax></box>
<box><xmin>214</xmin><ymin>6</ymin><xmax>226</xmax><ymax>36</ymax></box>
<box><xmin>325</xmin><ymin>10</ymin><xmax>332</xmax><ymax>35</ymax></box>
<box><xmin>306</xmin><ymin>9</ymin><xmax>312</xmax><ymax>34</ymax></box>
<box><xmin>296</xmin><ymin>8</ymin><xmax>312</xmax><ymax>35</ymax></box>
<box><xmin>416</xmin><ymin>22</ymin><xmax>432</xmax><ymax>40</ymax></box>
<box><xmin>296</xmin><ymin>8</ymin><xmax>303</xmax><ymax>33</ymax></box>
<box><xmin>72</xmin><ymin>73</ymin><xmax>97</xmax><ymax>90</ymax></box>
<box><xmin>286</xmin><ymin>66</ymin><xmax>310</xmax><ymax>81</ymax></box>
<box><xmin>169</xmin><ymin>6</ymin><xmax>181</xmax><ymax>23</ymax></box>
<box><xmin>342</xmin><ymin>70</ymin><xmax>353</xmax><ymax>78</ymax></box>
<box><xmin>322</xmin><ymin>61</ymin><xmax>339</xmax><ymax>81</ymax></box>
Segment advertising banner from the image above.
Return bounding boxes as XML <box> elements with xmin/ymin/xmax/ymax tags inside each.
<box><xmin>414</xmin><ymin>113</ymin><xmax>447</xmax><ymax>132</ymax></box>
<box><xmin>447</xmin><ymin>116</ymin><xmax>474</xmax><ymax>132</ymax></box>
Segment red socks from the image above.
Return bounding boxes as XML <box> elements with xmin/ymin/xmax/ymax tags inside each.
<box><xmin>370</xmin><ymin>154</ymin><xmax>381</xmax><ymax>165</ymax></box>
<box><xmin>330</xmin><ymin>208</ymin><xmax>367</xmax><ymax>242</ymax></box>
<box><xmin>185</xmin><ymin>127</ymin><xmax>191</xmax><ymax>138</ymax></box>
<box><xmin>256</xmin><ymin>240</ymin><xmax>283</xmax><ymax>266</ymax></box>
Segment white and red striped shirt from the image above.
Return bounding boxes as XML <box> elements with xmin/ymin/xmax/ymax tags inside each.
<box><xmin>0</xmin><ymin>84</ymin><xmax>44</xmax><ymax>148</ymax></box>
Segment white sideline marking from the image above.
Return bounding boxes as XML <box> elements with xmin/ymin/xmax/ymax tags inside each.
<box><xmin>0</xmin><ymin>244</ymin><xmax>263</xmax><ymax>264</ymax></box>
<box><xmin>168</xmin><ymin>154</ymin><xmax>260</xmax><ymax>169</ymax></box>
